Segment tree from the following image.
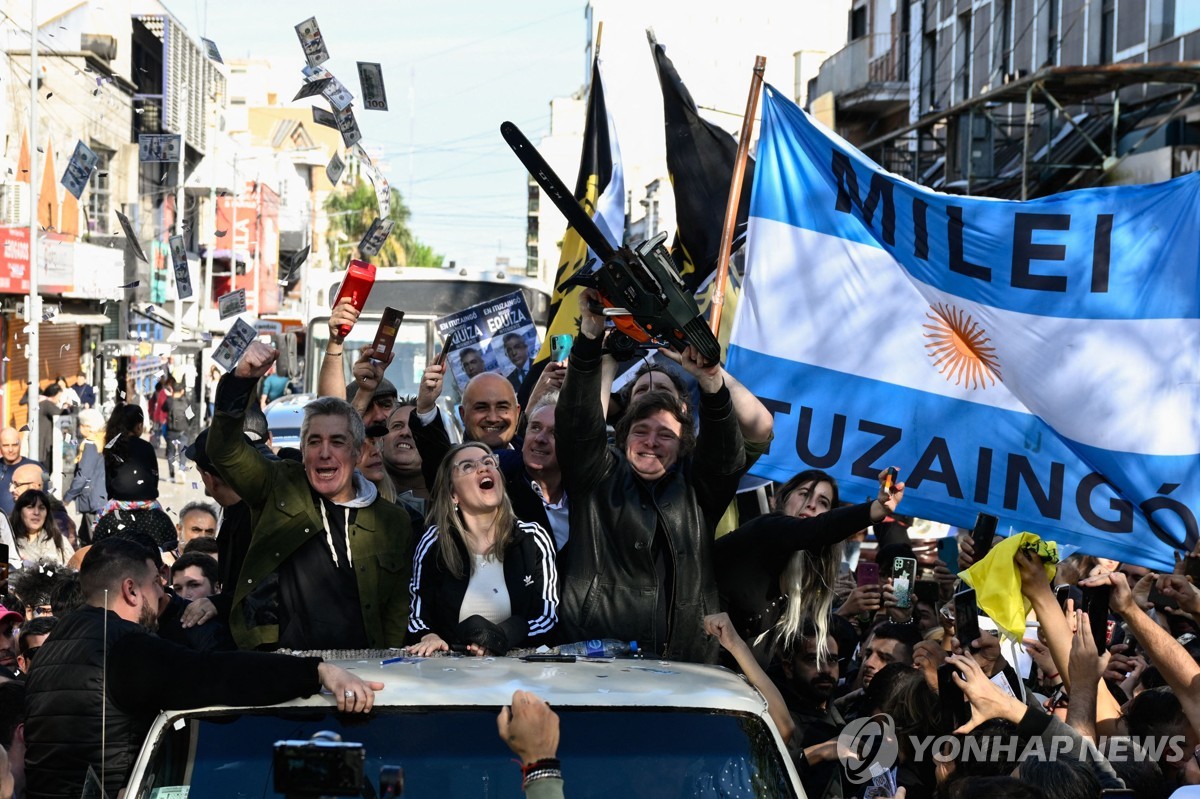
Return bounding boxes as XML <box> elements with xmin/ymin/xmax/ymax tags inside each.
<box><xmin>324</xmin><ymin>178</ymin><xmax>443</xmax><ymax>268</ymax></box>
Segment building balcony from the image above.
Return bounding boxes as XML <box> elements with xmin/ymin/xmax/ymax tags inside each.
<box><xmin>812</xmin><ymin>33</ymin><xmax>908</xmax><ymax>117</ymax></box>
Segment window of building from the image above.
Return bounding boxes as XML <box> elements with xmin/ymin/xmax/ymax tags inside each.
<box><xmin>1176</xmin><ymin>0</ymin><xmax>1200</xmax><ymax>37</ymax></box>
<box><xmin>996</xmin><ymin>0</ymin><xmax>1012</xmax><ymax>76</ymax></box>
<box><xmin>921</xmin><ymin>31</ymin><xmax>937</xmax><ymax>111</ymax></box>
<box><xmin>526</xmin><ymin>244</ymin><xmax>538</xmax><ymax>276</ymax></box>
<box><xmin>87</xmin><ymin>146</ymin><xmax>113</xmax><ymax>235</ymax></box>
<box><xmin>958</xmin><ymin>12</ymin><xmax>972</xmax><ymax>103</ymax></box>
<box><xmin>1100</xmin><ymin>0</ymin><xmax>1115</xmax><ymax>63</ymax></box>
<box><xmin>850</xmin><ymin>5</ymin><xmax>868</xmax><ymax>40</ymax></box>
<box><xmin>1046</xmin><ymin>0</ymin><xmax>1060</xmax><ymax>65</ymax></box>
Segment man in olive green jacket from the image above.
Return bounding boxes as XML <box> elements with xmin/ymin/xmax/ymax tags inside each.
<box><xmin>209</xmin><ymin>342</ymin><xmax>413</xmax><ymax>651</ymax></box>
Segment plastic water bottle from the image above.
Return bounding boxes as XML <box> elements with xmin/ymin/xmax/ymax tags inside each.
<box><xmin>557</xmin><ymin>639</ymin><xmax>639</xmax><ymax>658</ymax></box>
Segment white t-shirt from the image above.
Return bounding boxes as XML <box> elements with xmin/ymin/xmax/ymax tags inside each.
<box><xmin>458</xmin><ymin>553</ymin><xmax>511</xmax><ymax>624</ymax></box>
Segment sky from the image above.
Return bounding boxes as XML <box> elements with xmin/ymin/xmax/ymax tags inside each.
<box><xmin>172</xmin><ymin>0</ymin><xmax>587</xmax><ymax>271</ymax></box>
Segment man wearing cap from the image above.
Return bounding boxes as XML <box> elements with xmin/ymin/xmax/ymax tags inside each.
<box><xmin>347</xmin><ymin>374</ymin><xmax>398</xmax><ymax>428</ymax></box>
<box><xmin>207</xmin><ymin>341</ymin><xmax>412</xmax><ymax>651</ymax></box>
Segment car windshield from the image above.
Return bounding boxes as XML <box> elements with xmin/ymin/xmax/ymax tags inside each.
<box><xmin>134</xmin><ymin>707</ymin><xmax>797</xmax><ymax>799</ymax></box>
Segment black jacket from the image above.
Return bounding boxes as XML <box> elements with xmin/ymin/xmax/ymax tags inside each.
<box><xmin>714</xmin><ymin>504</ymin><xmax>875</xmax><ymax>641</ymax></box>
<box><xmin>408</xmin><ymin>520</ymin><xmax>558</xmax><ymax>650</ymax></box>
<box><xmin>554</xmin><ymin>333</ymin><xmax>746</xmax><ymax>663</ymax></box>
<box><xmin>24</xmin><ymin>606</ymin><xmax>321</xmax><ymax>799</ymax></box>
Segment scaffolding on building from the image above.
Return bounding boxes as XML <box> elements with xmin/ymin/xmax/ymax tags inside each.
<box><xmin>856</xmin><ymin>62</ymin><xmax>1200</xmax><ymax>200</ymax></box>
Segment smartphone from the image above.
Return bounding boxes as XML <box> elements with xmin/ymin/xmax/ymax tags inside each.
<box><xmin>937</xmin><ymin>662</ymin><xmax>970</xmax><ymax>729</ymax></box>
<box><xmin>856</xmin><ymin>562</ymin><xmax>880</xmax><ymax>587</ymax></box>
<box><xmin>915</xmin><ymin>580</ymin><xmax>940</xmax><ymax>607</ymax></box>
<box><xmin>551</xmin><ymin>334</ymin><xmax>574</xmax><ymax>362</ymax></box>
<box><xmin>954</xmin><ymin>588</ymin><xmax>981</xmax><ymax>651</ymax></box>
<box><xmin>971</xmin><ymin>513</ymin><xmax>999</xmax><ymax>563</ymax></box>
<box><xmin>1054</xmin><ymin>584</ymin><xmax>1071</xmax><ymax>610</ymax></box>
<box><xmin>937</xmin><ymin>535</ymin><xmax>958</xmax><ymax>571</ymax></box>
<box><xmin>369</xmin><ymin>307</ymin><xmax>404</xmax><ymax>363</ymax></box>
<box><xmin>1149</xmin><ymin>583</ymin><xmax>1180</xmax><ymax>610</ymax></box>
<box><xmin>433</xmin><ymin>347</ymin><xmax>447</xmax><ymax>367</ymax></box>
<box><xmin>1185</xmin><ymin>556</ymin><xmax>1200</xmax><ymax>584</ymax></box>
<box><xmin>331</xmin><ymin>259</ymin><xmax>377</xmax><ymax>338</ymax></box>
<box><xmin>883</xmin><ymin>466</ymin><xmax>899</xmax><ymax>494</ymax></box>
<box><xmin>892</xmin><ymin>557</ymin><xmax>917</xmax><ymax>609</ymax></box>
<box><xmin>1080</xmin><ymin>584</ymin><xmax>1112</xmax><ymax>654</ymax></box>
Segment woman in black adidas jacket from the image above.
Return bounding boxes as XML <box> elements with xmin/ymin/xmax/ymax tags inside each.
<box><xmin>408</xmin><ymin>441</ymin><xmax>558</xmax><ymax>655</ymax></box>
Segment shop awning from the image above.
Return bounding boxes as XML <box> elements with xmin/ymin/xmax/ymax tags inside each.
<box><xmin>50</xmin><ymin>313</ymin><xmax>111</xmax><ymax>326</ymax></box>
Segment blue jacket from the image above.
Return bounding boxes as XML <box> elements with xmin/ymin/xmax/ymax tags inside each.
<box><xmin>63</xmin><ymin>441</ymin><xmax>107</xmax><ymax>514</ymax></box>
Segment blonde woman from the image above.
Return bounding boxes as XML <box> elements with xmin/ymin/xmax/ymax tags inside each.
<box><xmin>408</xmin><ymin>442</ymin><xmax>558</xmax><ymax>656</ymax></box>
<box><xmin>63</xmin><ymin>408</ymin><xmax>107</xmax><ymax>545</ymax></box>
<box><xmin>715</xmin><ymin>469</ymin><xmax>904</xmax><ymax>665</ymax></box>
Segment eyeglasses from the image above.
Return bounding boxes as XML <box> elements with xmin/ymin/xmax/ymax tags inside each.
<box><xmin>452</xmin><ymin>455</ymin><xmax>498</xmax><ymax>476</ymax></box>
<box><xmin>12</xmin><ymin>481</ymin><xmax>39</xmax><ymax>490</ymax></box>
<box><xmin>19</xmin><ymin>645</ymin><xmax>39</xmax><ymax>665</ymax></box>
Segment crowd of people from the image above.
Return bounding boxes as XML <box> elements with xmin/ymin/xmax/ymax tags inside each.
<box><xmin>0</xmin><ymin>291</ymin><xmax>1192</xmax><ymax>798</ymax></box>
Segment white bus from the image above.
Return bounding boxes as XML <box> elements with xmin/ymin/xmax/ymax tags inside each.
<box><xmin>304</xmin><ymin>267</ymin><xmax>552</xmax><ymax>400</ymax></box>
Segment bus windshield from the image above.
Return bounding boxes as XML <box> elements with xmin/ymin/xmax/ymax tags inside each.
<box><xmin>306</xmin><ymin>271</ymin><xmax>551</xmax><ymax>396</ymax></box>
<box><xmin>311</xmin><ymin>318</ymin><xmax>435</xmax><ymax>400</ymax></box>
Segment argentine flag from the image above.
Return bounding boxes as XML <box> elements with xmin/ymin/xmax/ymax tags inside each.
<box><xmin>726</xmin><ymin>86</ymin><xmax>1200</xmax><ymax>570</ymax></box>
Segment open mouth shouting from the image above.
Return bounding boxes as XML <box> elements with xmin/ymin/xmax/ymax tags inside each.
<box><xmin>312</xmin><ymin>463</ymin><xmax>342</xmax><ymax>485</ymax></box>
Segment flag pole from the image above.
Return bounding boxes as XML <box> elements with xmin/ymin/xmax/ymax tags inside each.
<box><xmin>709</xmin><ymin>55</ymin><xmax>765</xmax><ymax>338</ymax></box>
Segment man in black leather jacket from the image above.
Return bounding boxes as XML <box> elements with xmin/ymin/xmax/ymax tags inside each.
<box><xmin>554</xmin><ymin>290</ymin><xmax>746</xmax><ymax>663</ymax></box>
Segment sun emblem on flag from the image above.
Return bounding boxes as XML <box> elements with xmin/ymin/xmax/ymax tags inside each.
<box><xmin>922</xmin><ymin>302</ymin><xmax>1002</xmax><ymax>389</ymax></box>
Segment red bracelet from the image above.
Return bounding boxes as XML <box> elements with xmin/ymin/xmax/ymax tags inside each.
<box><xmin>521</xmin><ymin>758</ymin><xmax>561</xmax><ymax>777</ymax></box>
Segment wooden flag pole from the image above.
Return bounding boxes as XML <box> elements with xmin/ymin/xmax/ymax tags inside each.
<box><xmin>709</xmin><ymin>55</ymin><xmax>766</xmax><ymax>338</ymax></box>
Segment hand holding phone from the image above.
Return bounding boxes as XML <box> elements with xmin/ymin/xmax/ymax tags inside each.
<box><xmin>954</xmin><ymin>588</ymin><xmax>982</xmax><ymax>652</ymax></box>
<box><xmin>855</xmin><ymin>562</ymin><xmax>882</xmax><ymax>622</ymax></box>
<box><xmin>971</xmin><ymin>513</ymin><xmax>999</xmax><ymax>564</ymax></box>
<box><xmin>551</xmin><ymin>334</ymin><xmax>574</xmax><ymax>363</ymax></box>
<box><xmin>1055</xmin><ymin>584</ymin><xmax>1071</xmax><ymax>610</ymax></box>
<box><xmin>369</xmin><ymin>307</ymin><xmax>404</xmax><ymax>363</ymax></box>
<box><xmin>1080</xmin><ymin>584</ymin><xmax>1112</xmax><ymax>654</ymax></box>
<box><xmin>937</xmin><ymin>662</ymin><xmax>970</xmax><ymax>729</ymax></box>
<box><xmin>892</xmin><ymin>557</ymin><xmax>917</xmax><ymax>609</ymax></box>
<box><xmin>856</xmin><ymin>562</ymin><xmax>880</xmax><ymax>588</ymax></box>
